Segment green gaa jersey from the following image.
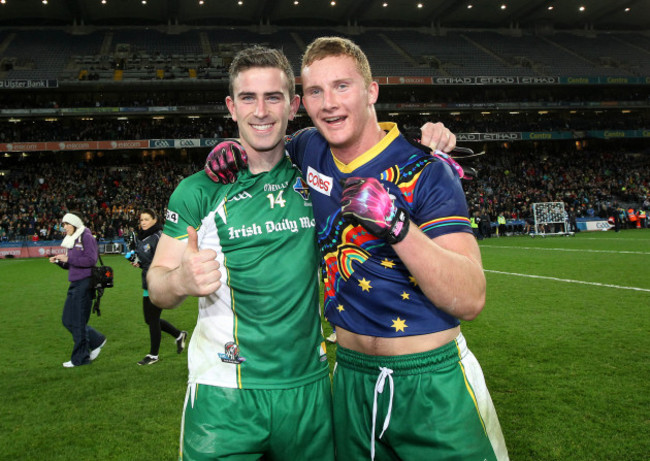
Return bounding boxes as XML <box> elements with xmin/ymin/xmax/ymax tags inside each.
<box><xmin>164</xmin><ymin>156</ymin><xmax>328</xmax><ymax>390</ymax></box>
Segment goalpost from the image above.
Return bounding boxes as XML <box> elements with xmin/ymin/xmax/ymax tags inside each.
<box><xmin>531</xmin><ymin>202</ymin><xmax>574</xmax><ymax>237</ymax></box>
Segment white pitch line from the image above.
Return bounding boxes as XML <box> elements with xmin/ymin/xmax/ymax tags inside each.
<box><xmin>578</xmin><ymin>236</ymin><xmax>650</xmax><ymax>241</ymax></box>
<box><xmin>484</xmin><ymin>269</ymin><xmax>650</xmax><ymax>292</ymax></box>
<box><xmin>480</xmin><ymin>245</ymin><xmax>650</xmax><ymax>255</ymax></box>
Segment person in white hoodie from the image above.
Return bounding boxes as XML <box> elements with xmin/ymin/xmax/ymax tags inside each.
<box><xmin>50</xmin><ymin>211</ymin><xmax>106</xmax><ymax>368</ymax></box>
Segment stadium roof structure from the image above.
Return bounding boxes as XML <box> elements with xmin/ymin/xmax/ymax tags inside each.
<box><xmin>0</xmin><ymin>0</ymin><xmax>648</xmax><ymax>31</ymax></box>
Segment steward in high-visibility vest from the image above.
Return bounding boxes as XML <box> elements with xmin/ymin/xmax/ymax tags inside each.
<box><xmin>637</xmin><ymin>209</ymin><xmax>646</xmax><ymax>228</ymax></box>
<box><xmin>470</xmin><ymin>216</ymin><xmax>480</xmax><ymax>239</ymax></box>
<box><xmin>628</xmin><ymin>208</ymin><xmax>637</xmax><ymax>228</ymax></box>
<box><xmin>497</xmin><ymin>214</ymin><xmax>507</xmax><ymax>237</ymax></box>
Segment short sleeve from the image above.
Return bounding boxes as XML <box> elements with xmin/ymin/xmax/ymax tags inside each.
<box><xmin>412</xmin><ymin>160</ymin><xmax>473</xmax><ymax>239</ymax></box>
<box><xmin>163</xmin><ymin>175</ymin><xmax>204</xmax><ymax>240</ymax></box>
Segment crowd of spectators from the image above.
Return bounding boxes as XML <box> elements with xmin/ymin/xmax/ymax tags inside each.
<box><xmin>1</xmin><ymin>103</ymin><xmax>648</xmax><ymax>244</ymax></box>
<box><xmin>0</xmin><ymin>157</ymin><xmax>198</xmax><ymax>243</ymax></box>
<box><xmin>0</xmin><ymin>85</ymin><xmax>648</xmax><ymax>110</ymax></box>
<box><xmin>0</xmin><ymin>117</ymin><xmax>238</xmax><ymax>144</ymax></box>
<box><xmin>1</xmin><ymin>109</ymin><xmax>647</xmax><ymax>144</ymax></box>
<box><xmin>462</xmin><ymin>146</ymin><xmax>650</xmax><ymax>233</ymax></box>
<box><xmin>2</xmin><ymin>139</ymin><xmax>648</xmax><ymax>245</ymax></box>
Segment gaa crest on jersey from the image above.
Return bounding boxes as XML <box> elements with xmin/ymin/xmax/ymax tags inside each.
<box><xmin>228</xmin><ymin>191</ymin><xmax>253</xmax><ymax>202</ymax></box>
<box><xmin>293</xmin><ymin>177</ymin><xmax>310</xmax><ymax>201</ymax></box>
<box><xmin>218</xmin><ymin>341</ymin><xmax>246</xmax><ymax>364</ymax></box>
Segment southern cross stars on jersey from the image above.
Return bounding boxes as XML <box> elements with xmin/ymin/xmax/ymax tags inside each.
<box><xmin>163</xmin><ymin>156</ymin><xmax>328</xmax><ymax>390</ymax></box>
<box><xmin>286</xmin><ymin>122</ymin><xmax>473</xmax><ymax>338</ymax></box>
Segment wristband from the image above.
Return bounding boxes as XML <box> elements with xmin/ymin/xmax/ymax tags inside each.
<box><xmin>386</xmin><ymin>208</ymin><xmax>410</xmax><ymax>244</ymax></box>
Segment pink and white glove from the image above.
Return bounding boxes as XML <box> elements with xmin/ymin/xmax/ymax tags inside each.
<box><xmin>340</xmin><ymin>177</ymin><xmax>410</xmax><ymax>244</ymax></box>
<box><xmin>410</xmin><ymin>139</ymin><xmax>477</xmax><ymax>180</ymax></box>
<box><xmin>204</xmin><ymin>140</ymin><xmax>248</xmax><ymax>184</ymax></box>
<box><xmin>431</xmin><ymin>150</ymin><xmax>465</xmax><ymax>179</ymax></box>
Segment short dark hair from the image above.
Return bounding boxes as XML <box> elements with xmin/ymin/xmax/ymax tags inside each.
<box><xmin>228</xmin><ymin>45</ymin><xmax>295</xmax><ymax>98</ymax></box>
<box><xmin>141</xmin><ymin>208</ymin><xmax>158</xmax><ymax>221</ymax></box>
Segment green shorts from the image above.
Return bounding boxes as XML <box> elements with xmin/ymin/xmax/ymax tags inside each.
<box><xmin>180</xmin><ymin>376</ymin><xmax>334</xmax><ymax>461</ymax></box>
<box><xmin>332</xmin><ymin>333</ymin><xmax>508</xmax><ymax>461</ymax></box>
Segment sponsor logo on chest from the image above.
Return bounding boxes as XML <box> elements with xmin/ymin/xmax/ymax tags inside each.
<box><xmin>227</xmin><ymin>218</ymin><xmax>315</xmax><ymax>240</ymax></box>
<box><xmin>307</xmin><ymin>166</ymin><xmax>332</xmax><ymax>196</ymax></box>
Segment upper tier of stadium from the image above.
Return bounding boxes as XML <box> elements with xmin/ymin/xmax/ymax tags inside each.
<box><xmin>0</xmin><ymin>27</ymin><xmax>649</xmax><ymax>83</ymax></box>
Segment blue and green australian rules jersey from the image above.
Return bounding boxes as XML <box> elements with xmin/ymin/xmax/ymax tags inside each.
<box><xmin>286</xmin><ymin>122</ymin><xmax>473</xmax><ymax>338</ymax></box>
<box><xmin>163</xmin><ymin>156</ymin><xmax>328</xmax><ymax>389</ymax></box>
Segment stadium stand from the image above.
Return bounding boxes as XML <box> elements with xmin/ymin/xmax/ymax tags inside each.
<box><xmin>2</xmin><ymin>28</ymin><xmax>648</xmax><ymax>81</ymax></box>
<box><xmin>1</xmin><ymin>108</ymin><xmax>647</xmax><ymax>144</ymax></box>
<box><xmin>545</xmin><ymin>32</ymin><xmax>635</xmax><ymax>77</ymax></box>
<box><xmin>2</xmin><ymin>29</ymin><xmax>104</xmax><ymax>80</ymax></box>
<box><xmin>2</xmin><ymin>140</ymin><xmax>648</xmax><ymax>245</ymax></box>
<box><xmin>0</xmin><ymin>24</ymin><xmax>648</xmax><ymax>246</ymax></box>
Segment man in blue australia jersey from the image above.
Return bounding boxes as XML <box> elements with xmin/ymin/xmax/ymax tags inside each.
<box><xmin>293</xmin><ymin>36</ymin><xmax>509</xmax><ymax>461</ymax></box>
<box><xmin>146</xmin><ymin>46</ymin><xmax>334</xmax><ymax>461</ymax></box>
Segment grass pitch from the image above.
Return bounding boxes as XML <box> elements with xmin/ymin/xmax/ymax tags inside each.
<box><xmin>1</xmin><ymin>229</ymin><xmax>648</xmax><ymax>460</ymax></box>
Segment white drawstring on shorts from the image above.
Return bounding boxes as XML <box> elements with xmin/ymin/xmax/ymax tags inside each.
<box><xmin>371</xmin><ymin>366</ymin><xmax>394</xmax><ymax>460</ymax></box>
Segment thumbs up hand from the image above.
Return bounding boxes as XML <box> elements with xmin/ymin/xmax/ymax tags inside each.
<box><xmin>179</xmin><ymin>226</ymin><xmax>221</xmax><ymax>297</ymax></box>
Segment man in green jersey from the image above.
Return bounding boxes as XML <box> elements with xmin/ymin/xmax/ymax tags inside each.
<box><xmin>147</xmin><ymin>46</ymin><xmax>334</xmax><ymax>461</ymax></box>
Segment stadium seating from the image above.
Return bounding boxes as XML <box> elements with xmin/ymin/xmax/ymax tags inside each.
<box><xmin>2</xmin><ymin>29</ymin><xmax>104</xmax><ymax>79</ymax></box>
<box><xmin>2</xmin><ymin>27</ymin><xmax>648</xmax><ymax>81</ymax></box>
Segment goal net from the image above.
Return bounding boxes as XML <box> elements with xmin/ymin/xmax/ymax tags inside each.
<box><xmin>531</xmin><ymin>202</ymin><xmax>574</xmax><ymax>237</ymax></box>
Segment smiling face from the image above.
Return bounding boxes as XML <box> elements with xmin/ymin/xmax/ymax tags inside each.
<box><xmin>301</xmin><ymin>54</ymin><xmax>381</xmax><ymax>163</ymax></box>
<box><xmin>226</xmin><ymin>66</ymin><xmax>300</xmax><ymax>164</ymax></box>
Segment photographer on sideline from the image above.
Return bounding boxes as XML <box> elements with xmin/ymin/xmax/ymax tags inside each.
<box><xmin>129</xmin><ymin>208</ymin><xmax>187</xmax><ymax>366</ymax></box>
<box><xmin>50</xmin><ymin>211</ymin><xmax>106</xmax><ymax>368</ymax></box>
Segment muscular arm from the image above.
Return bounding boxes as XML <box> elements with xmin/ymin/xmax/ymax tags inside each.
<box><xmin>147</xmin><ymin>228</ymin><xmax>221</xmax><ymax>309</ymax></box>
<box><xmin>340</xmin><ymin>175</ymin><xmax>483</xmax><ymax>320</ymax></box>
<box><xmin>393</xmin><ymin>227</ymin><xmax>485</xmax><ymax>321</ymax></box>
